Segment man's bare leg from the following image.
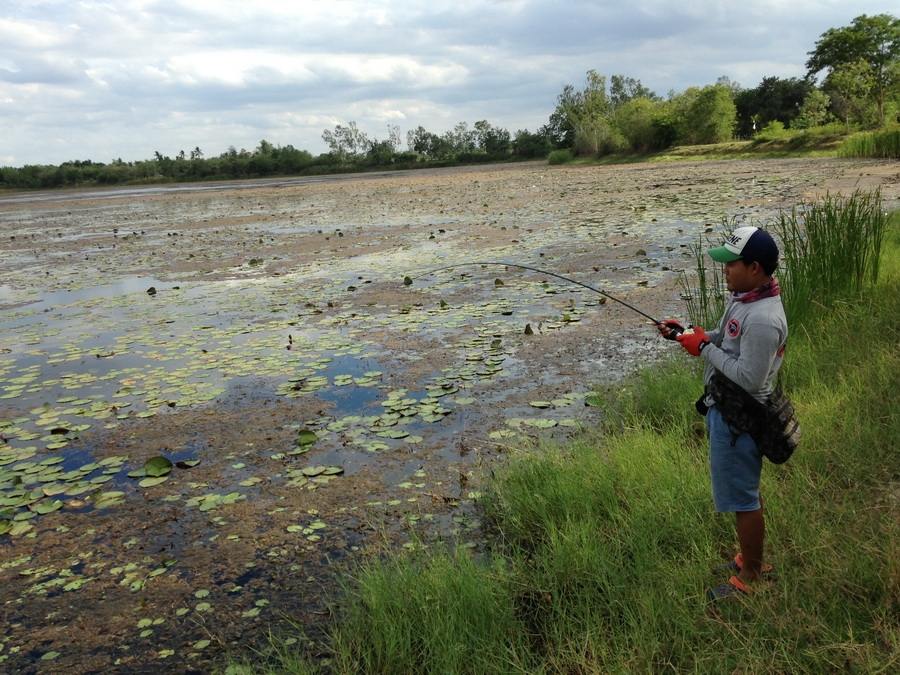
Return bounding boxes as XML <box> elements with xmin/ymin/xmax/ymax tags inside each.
<box><xmin>736</xmin><ymin>506</ymin><xmax>764</xmax><ymax>582</ymax></box>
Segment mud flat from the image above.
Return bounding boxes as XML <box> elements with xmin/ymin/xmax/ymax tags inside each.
<box><xmin>0</xmin><ymin>158</ymin><xmax>897</xmax><ymax>672</ymax></box>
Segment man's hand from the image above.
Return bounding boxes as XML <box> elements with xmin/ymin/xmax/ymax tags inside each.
<box><xmin>656</xmin><ymin>319</ymin><xmax>684</xmax><ymax>341</ymax></box>
<box><xmin>676</xmin><ymin>326</ymin><xmax>710</xmax><ymax>356</ymax></box>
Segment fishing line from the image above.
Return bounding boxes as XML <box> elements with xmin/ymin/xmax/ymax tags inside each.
<box><xmin>406</xmin><ymin>261</ymin><xmax>664</xmax><ymax>326</ymax></box>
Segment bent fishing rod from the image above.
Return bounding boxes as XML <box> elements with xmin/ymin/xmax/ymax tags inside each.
<box><xmin>406</xmin><ymin>261</ymin><xmax>670</xmax><ymax>328</ymax></box>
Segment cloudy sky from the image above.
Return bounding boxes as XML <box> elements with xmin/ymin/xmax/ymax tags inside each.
<box><xmin>1</xmin><ymin>1</ymin><xmax>895</xmax><ymax>166</ymax></box>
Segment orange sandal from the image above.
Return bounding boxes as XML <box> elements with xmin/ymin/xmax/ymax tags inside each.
<box><xmin>707</xmin><ymin>575</ymin><xmax>752</xmax><ymax>601</ymax></box>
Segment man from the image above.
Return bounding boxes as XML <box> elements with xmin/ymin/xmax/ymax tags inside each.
<box><xmin>658</xmin><ymin>226</ymin><xmax>787</xmax><ymax>600</ymax></box>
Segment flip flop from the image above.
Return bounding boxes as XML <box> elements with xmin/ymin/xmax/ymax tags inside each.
<box><xmin>707</xmin><ymin>575</ymin><xmax>752</xmax><ymax>602</ymax></box>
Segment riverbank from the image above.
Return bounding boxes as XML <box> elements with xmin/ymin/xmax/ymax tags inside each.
<box><xmin>235</xmin><ymin>210</ymin><xmax>899</xmax><ymax>673</ymax></box>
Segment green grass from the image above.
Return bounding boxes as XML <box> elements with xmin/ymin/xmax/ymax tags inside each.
<box><xmin>564</xmin><ymin>124</ymin><xmax>852</xmax><ymax>166</ymax></box>
<box><xmin>839</xmin><ymin>128</ymin><xmax>900</xmax><ymax>159</ymax></box>
<box><xmin>235</xmin><ymin>208</ymin><xmax>900</xmax><ymax>673</ymax></box>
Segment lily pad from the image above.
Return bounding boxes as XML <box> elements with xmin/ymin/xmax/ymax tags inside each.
<box><xmin>143</xmin><ymin>456</ymin><xmax>172</xmax><ymax>478</ymax></box>
<box><xmin>138</xmin><ymin>476</ymin><xmax>169</xmax><ymax>488</ymax></box>
<box><xmin>297</xmin><ymin>429</ymin><xmax>317</xmax><ymax>446</ymax></box>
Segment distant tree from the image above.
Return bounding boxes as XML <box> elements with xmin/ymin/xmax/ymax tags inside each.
<box><xmin>256</xmin><ymin>139</ymin><xmax>275</xmax><ymax>155</ymax></box>
<box><xmin>407</xmin><ymin>126</ymin><xmax>432</xmax><ymax>154</ymax></box>
<box><xmin>675</xmin><ymin>84</ymin><xmax>736</xmax><ymax>144</ymax></box>
<box><xmin>190</xmin><ymin>146</ymin><xmax>203</xmax><ymax>160</ymax></box>
<box><xmin>734</xmin><ymin>77</ymin><xmax>814</xmax><ymax>136</ymax></box>
<box><xmin>609</xmin><ymin>74</ymin><xmax>657</xmax><ymax>108</ymax></box>
<box><xmin>473</xmin><ymin>120</ymin><xmax>511</xmax><ymax>156</ymax></box>
<box><xmin>792</xmin><ymin>89</ymin><xmax>833</xmax><ymax>128</ymax></box>
<box><xmin>386</xmin><ymin>125</ymin><xmax>402</xmax><ymax>152</ymax></box>
<box><xmin>322</xmin><ymin>122</ymin><xmax>369</xmax><ymax>159</ymax></box>
<box><xmin>366</xmin><ymin>140</ymin><xmax>396</xmax><ymax>165</ymax></box>
<box><xmin>176</xmin><ymin>149</ymin><xmax>186</xmax><ymax>161</ymax></box>
<box><xmin>442</xmin><ymin>122</ymin><xmax>477</xmax><ymax>155</ymax></box>
<box><xmin>827</xmin><ymin>59</ymin><xmax>878</xmax><ymax>128</ymax></box>
<box><xmin>613</xmin><ymin>97</ymin><xmax>674</xmax><ymax>152</ymax></box>
<box><xmin>511</xmin><ymin>129</ymin><xmax>551</xmax><ymax>158</ymax></box>
<box><xmin>541</xmin><ymin>90</ymin><xmax>576</xmax><ymax>149</ymax></box>
<box><xmin>559</xmin><ymin>71</ymin><xmax>621</xmax><ymax>155</ymax></box>
<box><xmin>806</xmin><ymin>13</ymin><xmax>899</xmax><ymax>125</ymax></box>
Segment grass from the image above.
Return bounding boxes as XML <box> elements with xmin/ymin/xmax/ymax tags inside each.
<box><xmin>839</xmin><ymin>128</ymin><xmax>900</xmax><ymax>159</ymax></box>
<box><xmin>560</xmin><ymin>124</ymin><xmax>853</xmax><ymax>166</ymax></box>
<box><xmin>233</xmin><ymin>205</ymin><xmax>900</xmax><ymax>673</ymax></box>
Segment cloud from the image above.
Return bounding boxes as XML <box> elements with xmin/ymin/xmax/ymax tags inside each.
<box><xmin>1</xmin><ymin>0</ymin><xmax>896</xmax><ymax>165</ymax></box>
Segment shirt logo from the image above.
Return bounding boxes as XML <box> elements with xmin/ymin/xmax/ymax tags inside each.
<box><xmin>727</xmin><ymin>318</ymin><xmax>741</xmax><ymax>337</ymax></box>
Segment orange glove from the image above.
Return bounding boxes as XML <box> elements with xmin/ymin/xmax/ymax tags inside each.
<box><xmin>676</xmin><ymin>326</ymin><xmax>710</xmax><ymax>356</ymax></box>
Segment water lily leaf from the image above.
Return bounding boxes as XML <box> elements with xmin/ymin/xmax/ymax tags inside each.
<box><xmin>138</xmin><ymin>476</ymin><xmax>169</xmax><ymax>488</ymax></box>
<box><xmin>403</xmin><ymin>275</ymin><xmax>412</xmax><ymax>286</ymax></box>
<box><xmin>175</xmin><ymin>459</ymin><xmax>200</xmax><ymax>469</ymax></box>
<box><xmin>529</xmin><ymin>401</ymin><xmax>552</xmax><ymax>408</ymax></box>
<box><xmin>584</xmin><ymin>394</ymin><xmax>603</xmax><ymax>407</ymax></box>
<box><xmin>41</xmin><ymin>651</ymin><xmax>60</xmax><ymax>661</ymax></box>
<box><xmin>301</xmin><ymin>466</ymin><xmax>326</xmax><ymax>477</ymax></box>
<box><xmin>30</xmin><ymin>499</ymin><xmax>63</xmax><ymax>515</ymax></box>
<box><xmin>297</xmin><ymin>429</ymin><xmax>317</xmax><ymax>446</ymax></box>
<box><xmin>143</xmin><ymin>456</ymin><xmax>172</xmax><ymax>477</ymax></box>
<box><xmin>193</xmin><ymin>639</ymin><xmax>210</xmax><ymax>650</ymax></box>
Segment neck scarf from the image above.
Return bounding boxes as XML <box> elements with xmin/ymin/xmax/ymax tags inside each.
<box><xmin>735</xmin><ymin>276</ymin><xmax>780</xmax><ymax>304</ymax></box>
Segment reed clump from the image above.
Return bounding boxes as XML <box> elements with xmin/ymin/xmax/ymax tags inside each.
<box><xmin>838</xmin><ymin>128</ymin><xmax>900</xmax><ymax>158</ymax></box>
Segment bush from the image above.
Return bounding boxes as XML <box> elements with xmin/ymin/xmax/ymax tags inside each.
<box><xmin>754</xmin><ymin>120</ymin><xmax>790</xmax><ymax>141</ymax></box>
<box><xmin>547</xmin><ymin>148</ymin><xmax>575</xmax><ymax>165</ymax></box>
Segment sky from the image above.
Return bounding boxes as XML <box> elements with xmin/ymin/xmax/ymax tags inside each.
<box><xmin>1</xmin><ymin>1</ymin><xmax>895</xmax><ymax>166</ymax></box>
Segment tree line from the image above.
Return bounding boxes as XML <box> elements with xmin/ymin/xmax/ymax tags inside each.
<box><xmin>1</xmin><ymin>13</ymin><xmax>895</xmax><ymax>189</ymax></box>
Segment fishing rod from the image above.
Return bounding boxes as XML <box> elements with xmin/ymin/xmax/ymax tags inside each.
<box><xmin>406</xmin><ymin>261</ymin><xmax>669</xmax><ymax>328</ymax></box>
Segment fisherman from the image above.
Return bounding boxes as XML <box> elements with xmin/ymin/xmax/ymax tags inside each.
<box><xmin>658</xmin><ymin>226</ymin><xmax>787</xmax><ymax>600</ymax></box>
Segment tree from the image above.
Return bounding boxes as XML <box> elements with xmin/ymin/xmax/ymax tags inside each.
<box><xmin>613</xmin><ymin>97</ymin><xmax>673</xmax><ymax>152</ymax></box>
<box><xmin>734</xmin><ymin>77</ymin><xmax>814</xmax><ymax>136</ymax></box>
<box><xmin>806</xmin><ymin>14</ymin><xmax>899</xmax><ymax>125</ymax></box>
<box><xmin>511</xmin><ymin>129</ymin><xmax>550</xmax><ymax>158</ymax></box>
<box><xmin>473</xmin><ymin>120</ymin><xmax>511</xmax><ymax>156</ymax></box>
<box><xmin>190</xmin><ymin>146</ymin><xmax>203</xmax><ymax>160</ymax></box>
<box><xmin>792</xmin><ymin>89</ymin><xmax>832</xmax><ymax>129</ymax></box>
<box><xmin>827</xmin><ymin>59</ymin><xmax>877</xmax><ymax>128</ymax></box>
<box><xmin>609</xmin><ymin>75</ymin><xmax>656</xmax><ymax>108</ymax></box>
<box><xmin>674</xmin><ymin>84</ymin><xmax>736</xmax><ymax>144</ymax></box>
<box><xmin>322</xmin><ymin>122</ymin><xmax>370</xmax><ymax>159</ymax></box>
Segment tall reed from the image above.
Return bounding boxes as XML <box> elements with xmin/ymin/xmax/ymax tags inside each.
<box><xmin>677</xmin><ymin>229</ymin><xmax>726</xmax><ymax>328</ymax></box>
<box><xmin>838</xmin><ymin>128</ymin><xmax>900</xmax><ymax>158</ymax></box>
<box><xmin>773</xmin><ymin>189</ymin><xmax>886</xmax><ymax>326</ymax></box>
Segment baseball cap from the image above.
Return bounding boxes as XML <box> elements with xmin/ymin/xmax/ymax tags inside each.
<box><xmin>708</xmin><ymin>226</ymin><xmax>779</xmax><ymax>268</ymax></box>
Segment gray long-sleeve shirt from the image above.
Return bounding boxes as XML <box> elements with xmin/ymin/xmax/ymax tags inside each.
<box><xmin>702</xmin><ymin>294</ymin><xmax>788</xmax><ymax>403</ymax></box>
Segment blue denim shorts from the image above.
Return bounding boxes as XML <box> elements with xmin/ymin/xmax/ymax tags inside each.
<box><xmin>706</xmin><ymin>405</ymin><xmax>762</xmax><ymax>512</ymax></box>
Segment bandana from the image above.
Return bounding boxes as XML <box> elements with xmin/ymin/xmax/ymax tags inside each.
<box><xmin>734</xmin><ymin>277</ymin><xmax>780</xmax><ymax>304</ymax></box>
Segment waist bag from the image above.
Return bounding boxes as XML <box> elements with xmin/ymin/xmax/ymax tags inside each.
<box><xmin>703</xmin><ymin>371</ymin><xmax>800</xmax><ymax>464</ymax></box>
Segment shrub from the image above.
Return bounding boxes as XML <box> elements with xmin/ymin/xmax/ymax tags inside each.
<box><xmin>547</xmin><ymin>148</ymin><xmax>575</xmax><ymax>165</ymax></box>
